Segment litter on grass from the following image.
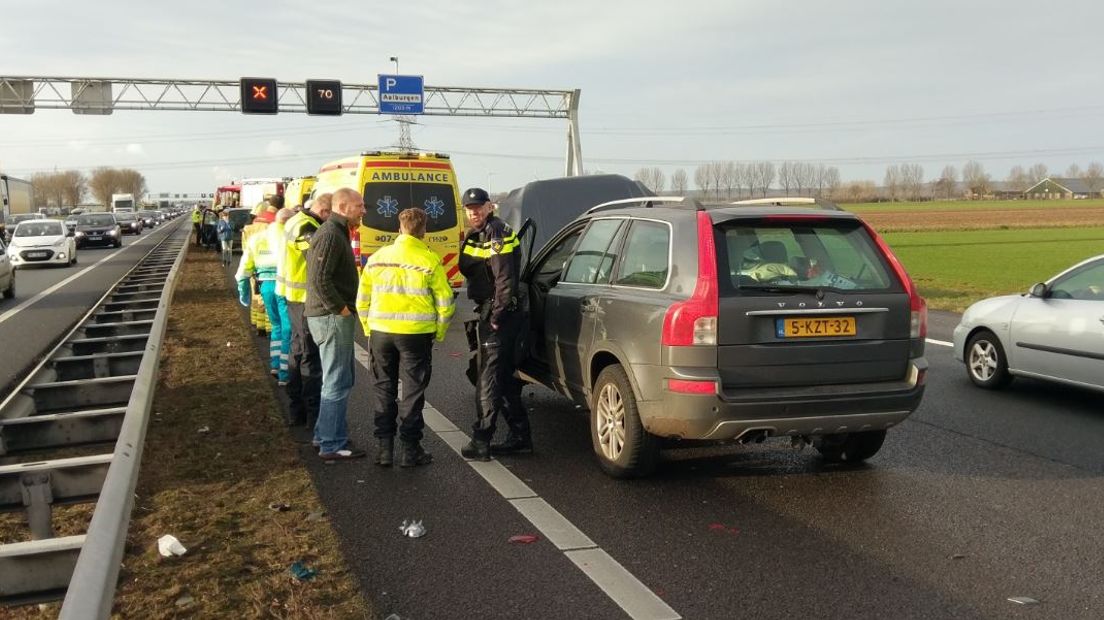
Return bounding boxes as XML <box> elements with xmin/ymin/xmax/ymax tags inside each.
<box><xmin>399</xmin><ymin>519</ymin><xmax>426</xmax><ymax>538</ymax></box>
<box><xmin>157</xmin><ymin>535</ymin><xmax>187</xmax><ymax>557</ymax></box>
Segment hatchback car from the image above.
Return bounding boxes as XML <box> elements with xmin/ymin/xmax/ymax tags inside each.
<box><xmin>0</xmin><ymin>236</ymin><xmax>14</xmax><ymax>299</ymax></box>
<box><xmin>114</xmin><ymin>212</ymin><xmax>144</xmax><ymax>235</ymax></box>
<box><xmin>74</xmin><ymin>213</ymin><xmax>123</xmax><ymax>248</ymax></box>
<box><xmin>953</xmin><ymin>254</ymin><xmax>1104</xmax><ymax>393</ymax></box>
<box><xmin>518</xmin><ymin>196</ymin><xmax>928</xmax><ymax>477</ymax></box>
<box><xmin>7</xmin><ymin>219</ymin><xmax>78</xmax><ymax>267</ymax></box>
<box><xmin>138</xmin><ymin>210</ymin><xmax>160</xmax><ymax>228</ymax></box>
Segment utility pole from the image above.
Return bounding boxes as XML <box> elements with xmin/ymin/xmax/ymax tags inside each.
<box><xmin>390</xmin><ymin>56</ymin><xmax>416</xmax><ymax>152</ymax></box>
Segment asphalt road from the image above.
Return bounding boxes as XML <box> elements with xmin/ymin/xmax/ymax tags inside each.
<box><xmin>0</xmin><ymin>219</ymin><xmax>185</xmax><ymax>394</ymax></box>
<box><xmin>222</xmin><ymin>271</ymin><xmax>1103</xmax><ymax>620</ymax></box>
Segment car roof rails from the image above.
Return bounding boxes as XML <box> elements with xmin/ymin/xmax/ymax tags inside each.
<box><xmin>585</xmin><ymin>196</ymin><xmax>704</xmax><ymax>215</ymax></box>
<box><xmin>729</xmin><ymin>196</ymin><xmax>843</xmax><ymax>211</ymax></box>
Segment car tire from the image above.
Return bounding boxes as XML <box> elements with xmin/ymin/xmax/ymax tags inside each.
<box><xmin>2</xmin><ymin>271</ymin><xmax>14</xmax><ymax>299</ymax></box>
<box><xmin>966</xmin><ymin>330</ymin><xmax>1012</xmax><ymax>389</ymax></box>
<box><xmin>590</xmin><ymin>364</ymin><xmax>659</xmax><ymax>479</ymax></box>
<box><xmin>815</xmin><ymin>430</ymin><xmax>886</xmax><ymax>464</ymax></box>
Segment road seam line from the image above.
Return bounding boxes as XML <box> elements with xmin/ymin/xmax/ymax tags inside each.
<box><xmin>353</xmin><ymin>342</ymin><xmax>681</xmax><ymax>620</ymax></box>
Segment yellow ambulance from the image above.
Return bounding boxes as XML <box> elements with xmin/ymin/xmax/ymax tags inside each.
<box><xmin>313</xmin><ymin>151</ymin><xmax>464</xmax><ymax>288</ymax></box>
<box><xmin>285</xmin><ymin>176</ymin><xmax>316</xmax><ymax>210</ymax></box>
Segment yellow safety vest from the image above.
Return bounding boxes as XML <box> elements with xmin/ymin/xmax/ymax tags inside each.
<box><xmin>356</xmin><ymin>234</ymin><xmax>456</xmax><ymax>340</ymax></box>
<box><xmin>235</xmin><ymin>222</ymin><xmax>277</xmax><ymax>281</ymax></box>
<box><xmin>270</xmin><ymin>220</ymin><xmax>288</xmax><ymax>297</ymax></box>
<box><xmin>191</xmin><ymin>210</ymin><xmax>201</xmax><ymax>224</ymax></box>
<box><xmin>282</xmin><ymin>211</ymin><xmax>321</xmax><ymax>304</ymax></box>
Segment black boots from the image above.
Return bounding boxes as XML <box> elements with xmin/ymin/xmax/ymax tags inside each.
<box><xmin>490</xmin><ymin>433</ymin><xmax>533</xmax><ymax>455</ymax></box>
<box><xmin>398</xmin><ymin>440</ymin><xmax>433</xmax><ymax>467</ymax></box>
<box><xmin>460</xmin><ymin>439</ymin><xmax>491</xmax><ymax>461</ymax></box>
<box><xmin>376</xmin><ymin>438</ymin><xmax>394</xmax><ymax>467</ymax></box>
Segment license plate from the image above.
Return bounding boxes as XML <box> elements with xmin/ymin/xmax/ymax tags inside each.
<box><xmin>27</xmin><ymin>251</ymin><xmax>48</xmax><ymax>258</ymax></box>
<box><xmin>777</xmin><ymin>316</ymin><xmax>857</xmax><ymax>338</ymax></box>
<box><xmin>88</xmin><ymin>236</ymin><xmax>102</xmax><ymax>241</ymax></box>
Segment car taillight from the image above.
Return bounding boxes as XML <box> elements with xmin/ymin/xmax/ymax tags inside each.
<box><xmin>862</xmin><ymin>222</ymin><xmax>927</xmax><ymax>339</ymax></box>
<box><xmin>666</xmin><ymin>379</ymin><xmax>717</xmax><ymax>394</ymax></box>
<box><xmin>662</xmin><ymin>211</ymin><xmax>718</xmax><ymax>346</ymax></box>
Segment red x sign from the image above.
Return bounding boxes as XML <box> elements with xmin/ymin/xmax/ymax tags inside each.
<box><xmin>252</xmin><ymin>85</ymin><xmax>268</xmax><ymax>100</ymax></box>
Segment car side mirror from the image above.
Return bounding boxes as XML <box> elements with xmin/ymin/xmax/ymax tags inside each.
<box><xmin>1029</xmin><ymin>282</ymin><xmax>1048</xmax><ymax>298</ymax></box>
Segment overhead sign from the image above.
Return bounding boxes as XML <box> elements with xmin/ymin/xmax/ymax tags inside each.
<box><xmin>0</xmin><ymin>79</ymin><xmax>34</xmax><ymax>114</ymax></box>
<box><xmin>72</xmin><ymin>80</ymin><xmax>112</xmax><ymax>115</ymax></box>
<box><xmin>240</xmin><ymin>77</ymin><xmax>278</xmax><ymax>115</ymax></box>
<box><xmin>306</xmin><ymin>79</ymin><xmax>343</xmax><ymax>116</ymax></box>
<box><xmin>377</xmin><ymin>74</ymin><xmax>424</xmax><ymax>115</ymax></box>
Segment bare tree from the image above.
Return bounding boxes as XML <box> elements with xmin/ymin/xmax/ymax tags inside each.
<box><xmin>795</xmin><ymin>162</ymin><xmax>818</xmax><ymax>196</ymax></box>
<box><xmin>883</xmin><ymin>165</ymin><xmax>902</xmax><ymax>201</ymax></box>
<box><xmin>839</xmin><ymin>180</ymin><xmax>876</xmax><ymax>203</ymax></box>
<box><xmin>1027</xmin><ymin>163</ymin><xmax>1048</xmax><ymax>183</ymax></box>
<box><xmin>117</xmin><ymin>168</ymin><xmax>147</xmax><ymax>201</ymax></box>
<box><xmin>934</xmin><ymin>165</ymin><xmax>959</xmax><ymax>199</ymax></box>
<box><xmin>670</xmin><ymin>168</ymin><xmax>688</xmax><ymax>195</ymax></box>
<box><xmin>900</xmin><ymin>163</ymin><xmax>925</xmax><ymax>201</ymax></box>
<box><xmin>1083</xmin><ymin>161</ymin><xmax>1104</xmax><ymax>195</ymax></box>
<box><xmin>634</xmin><ymin>167</ymin><xmax>666</xmax><ymax>194</ymax></box>
<box><xmin>89</xmin><ymin>167</ymin><xmax>122</xmax><ymax>208</ymax></box>
<box><xmin>720</xmin><ymin>161</ymin><xmax>737</xmax><ymax>199</ymax></box>
<box><xmin>778</xmin><ymin>161</ymin><xmax>795</xmax><ymax>194</ymax></box>
<box><xmin>693</xmin><ymin>165</ymin><xmax>711</xmax><ymax>198</ymax></box>
<box><xmin>1065</xmin><ymin>163</ymin><xmax>1082</xmax><ymax>179</ymax></box>
<box><xmin>962</xmin><ymin>161</ymin><xmax>991</xmax><ymax>199</ymax></box>
<box><xmin>1006</xmin><ymin>165</ymin><xmax>1031</xmax><ymax>192</ymax></box>
<box><xmin>822</xmin><ymin>166</ymin><xmax>841</xmax><ymax>199</ymax></box>
<box><xmin>752</xmin><ymin>161</ymin><xmax>775</xmax><ymax>197</ymax></box>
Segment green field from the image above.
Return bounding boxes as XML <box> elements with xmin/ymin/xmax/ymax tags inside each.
<box><xmin>884</xmin><ymin>227</ymin><xmax>1104</xmax><ymax>312</ymax></box>
<box><xmin>847</xmin><ymin>198</ymin><xmax>1104</xmax><ymax>213</ymax></box>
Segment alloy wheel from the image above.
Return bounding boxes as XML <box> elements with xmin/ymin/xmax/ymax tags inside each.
<box><xmin>595</xmin><ymin>382</ymin><xmax>626</xmax><ymax>460</ymax></box>
<box><xmin>969</xmin><ymin>340</ymin><xmax>999</xmax><ymax>381</ymax></box>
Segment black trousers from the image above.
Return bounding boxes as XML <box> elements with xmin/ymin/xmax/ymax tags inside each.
<box><xmin>192</xmin><ymin>223</ymin><xmax>201</xmax><ymax>244</ymax></box>
<box><xmin>370</xmin><ymin>332</ymin><xmax>434</xmax><ymax>442</ymax></box>
<box><xmin>286</xmin><ymin>301</ymin><xmax>321</xmax><ymax>425</ymax></box>
<box><xmin>472</xmin><ymin>310</ymin><xmax>528</xmax><ymax>443</ymax></box>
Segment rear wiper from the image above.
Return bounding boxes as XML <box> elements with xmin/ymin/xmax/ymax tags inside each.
<box><xmin>738</xmin><ymin>284</ymin><xmax>826</xmax><ymax>295</ymax></box>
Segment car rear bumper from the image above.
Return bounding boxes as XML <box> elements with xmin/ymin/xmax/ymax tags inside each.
<box><xmin>77</xmin><ymin>236</ymin><xmax>118</xmax><ymax>247</ymax></box>
<box><xmin>635</xmin><ymin>359</ymin><xmax>926</xmax><ymax>440</ymax></box>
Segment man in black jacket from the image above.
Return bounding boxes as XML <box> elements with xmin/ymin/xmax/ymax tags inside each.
<box><xmin>457</xmin><ymin>188</ymin><xmax>530</xmax><ymax>461</ymax></box>
<box><xmin>306</xmin><ymin>187</ymin><xmax>366</xmax><ymax>460</ymax></box>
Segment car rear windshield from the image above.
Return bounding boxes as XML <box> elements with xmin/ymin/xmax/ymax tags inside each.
<box><xmin>361</xmin><ymin>182</ymin><xmax>457</xmax><ymax>233</ymax></box>
<box><xmin>715</xmin><ymin>219</ymin><xmax>898</xmax><ymax>294</ymax></box>
<box><xmin>116</xmin><ymin>213</ymin><xmax>137</xmax><ymax>221</ymax></box>
<box><xmin>78</xmin><ymin>214</ymin><xmax>115</xmax><ymax>226</ymax></box>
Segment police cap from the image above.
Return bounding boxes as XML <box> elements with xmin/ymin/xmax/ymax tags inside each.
<box><xmin>462</xmin><ymin>187</ymin><xmax>491</xmax><ymax>206</ymax></box>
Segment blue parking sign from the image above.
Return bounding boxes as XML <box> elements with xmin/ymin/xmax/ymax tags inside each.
<box><xmin>378</xmin><ymin>74</ymin><xmax>424</xmax><ymax>115</ymax></box>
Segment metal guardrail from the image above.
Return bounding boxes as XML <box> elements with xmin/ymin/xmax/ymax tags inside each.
<box><xmin>0</xmin><ymin>219</ymin><xmax>190</xmax><ymax>613</ymax></box>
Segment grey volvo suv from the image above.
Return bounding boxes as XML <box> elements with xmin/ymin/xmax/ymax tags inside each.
<box><xmin>518</xmin><ymin>197</ymin><xmax>927</xmax><ymax>478</ymax></box>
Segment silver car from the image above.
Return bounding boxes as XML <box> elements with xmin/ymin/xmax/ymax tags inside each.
<box><xmin>953</xmin><ymin>254</ymin><xmax>1104</xmax><ymax>392</ymax></box>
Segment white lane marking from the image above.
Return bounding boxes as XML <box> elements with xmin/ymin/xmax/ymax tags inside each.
<box><xmin>0</xmin><ymin>241</ymin><xmax>139</xmax><ymax>326</ymax></box>
<box><xmin>353</xmin><ymin>342</ymin><xmax>681</xmax><ymax>620</ymax></box>
<box><xmin>926</xmin><ymin>338</ymin><xmax>953</xmax><ymax>348</ymax></box>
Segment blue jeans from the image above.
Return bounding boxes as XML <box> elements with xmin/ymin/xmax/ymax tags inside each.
<box><xmin>259</xmin><ymin>280</ymin><xmax>287</xmax><ymax>382</ymax></box>
<box><xmin>308</xmin><ymin>314</ymin><xmax>357</xmax><ymax>454</ymax></box>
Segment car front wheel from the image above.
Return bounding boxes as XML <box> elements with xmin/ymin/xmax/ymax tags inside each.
<box><xmin>590</xmin><ymin>364</ymin><xmax>659</xmax><ymax>478</ymax></box>
<box><xmin>966</xmin><ymin>330</ymin><xmax>1011</xmax><ymax>389</ymax></box>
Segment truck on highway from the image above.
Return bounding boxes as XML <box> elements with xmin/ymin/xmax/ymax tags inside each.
<box><xmin>111</xmin><ymin>193</ymin><xmax>136</xmax><ymax>213</ymax></box>
<box><xmin>1</xmin><ymin>173</ymin><xmax>35</xmax><ymax>241</ymax></box>
<box><xmin>239</xmin><ymin>178</ymin><xmax>285</xmax><ymax>214</ymax></box>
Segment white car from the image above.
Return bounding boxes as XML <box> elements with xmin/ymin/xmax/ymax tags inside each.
<box><xmin>0</xmin><ymin>236</ymin><xmax>14</xmax><ymax>298</ymax></box>
<box><xmin>953</xmin><ymin>254</ymin><xmax>1104</xmax><ymax>393</ymax></box>
<box><xmin>7</xmin><ymin>219</ymin><xmax>78</xmax><ymax>268</ymax></box>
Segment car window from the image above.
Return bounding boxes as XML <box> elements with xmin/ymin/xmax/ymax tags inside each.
<box><xmin>1050</xmin><ymin>260</ymin><xmax>1104</xmax><ymax>301</ymax></box>
<box><xmin>79</xmin><ymin>215</ymin><xmax>116</xmax><ymax>226</ymax></box>
<box><xmin>613</xmin><ymin>220</ymin><xmax>670</xmax><ymax>288</ymax></box>
<box><xmin>534</xmin><ymin>227</ymin><xmax>584</xmax><ymax>279</ymax></box>
<box><xmin>14</xmin><ymin>222</ymin><xmax>63</xmax><ymax>237</ymax></box>
<box><xmin>563</xmin><ymin>219</ymin><xmax>625</xmax><ymax>285</ymax></box>
<box><xmin>717</xmin><ymin>220</ymin><xmax>895</xmax><ymax>292</ymax></box>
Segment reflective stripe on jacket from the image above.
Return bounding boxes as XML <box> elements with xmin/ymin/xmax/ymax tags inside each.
<box><xmin>282</xmin><ymin>210</ymin><xmax>321</xmax><ymax>303</ymax></box>
<box><xmin>270</xmin><ymin>221</ymin><xmax>288</xmax><ymax>297</ymax></box>
<box><xmin>235</xmin><ymin>222</ymin><xmax>277</xmax><ymax>281</ymax></box>
<box><xmin>356</xmin><ymin>234</ymin><xmax>456</xmax><ymax>340</ymax></box>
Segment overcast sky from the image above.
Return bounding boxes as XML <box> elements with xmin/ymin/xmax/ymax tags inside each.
<box><xmin>2</xmin><ymin>0</ymin><xmax>1103</xmax><ymax>197</ymax></box>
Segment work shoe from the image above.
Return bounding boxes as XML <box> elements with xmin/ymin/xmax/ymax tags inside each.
<box><xmin>270</xmin><ymin>369</ymin><xmax>279</xmax><ymax>377</ymax></box>
<box><xmin>490</xmin><ymin>433</ymin><xmax>533</xmax><ymax>455</ymax></box>
<box><xmin>460</xmin><ymin>439</ymin><xmax>491</xmax><ymax>461</ymax></box>
<box><xmin>398</xmin><ymin>441</ymin><xmax>433</xmax><ymax>467</ymax></box>
<box><xmin>376</xmin><ymin>438</ymin><xmax>395</xmax><ymax>467</ymax></box>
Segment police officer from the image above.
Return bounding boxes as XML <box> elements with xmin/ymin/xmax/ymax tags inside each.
<box><xmin>458</xmin><ymin>188</ymin><xmax>531</xmax><ymax>461</ymax></box>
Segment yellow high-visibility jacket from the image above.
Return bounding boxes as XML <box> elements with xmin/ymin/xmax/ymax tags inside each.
<box><xmin>190</xmin><ymin>210</ymin><xmax>201</xmax><ymax>224</ymax></box>
<box><xmin>269</xmin><ymin>220</ymin><xmax>288</xmax><ymax>297</ymax></box>
<box><xmin>356</xmin><ymin>234</ymin><xmax>455</xmax><ymax>341</ymax></box>
<box><xmin>282</xmin><ymin>211</ymin><xmax>322</xmax><ymax>304</ymax></box>
<box><xmin>235</xmin><ymin>222</ymin><xmax>277</xmax><ymax>281</ymax></box>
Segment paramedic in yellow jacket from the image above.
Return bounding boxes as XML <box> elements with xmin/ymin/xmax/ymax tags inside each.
<box><xmin>270</xmin><ymin>207</ymin><xmax>296</xmax><ymax>387</ymax></box>
<box><xmin>356</xmin><ymin>207</ymin><xmax>455</xmax><ymax>468</ymax></box>
<box><xmin>235</xmin><ymin>206</ymin><xmax>287</xmax><ymax>383</ymax></box>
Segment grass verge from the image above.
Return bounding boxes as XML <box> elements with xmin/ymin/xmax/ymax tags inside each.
<box><xmin>4</xmin><ymin>246</ymin><xmax>374</xmax><ymax>618</ymax></box>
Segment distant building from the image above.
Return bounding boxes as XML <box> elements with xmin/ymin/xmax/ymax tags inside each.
<box><xmin>1024</xmin><ymin>177</ymin><xmax>1102</xmax><ymax>200</ymax></box>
